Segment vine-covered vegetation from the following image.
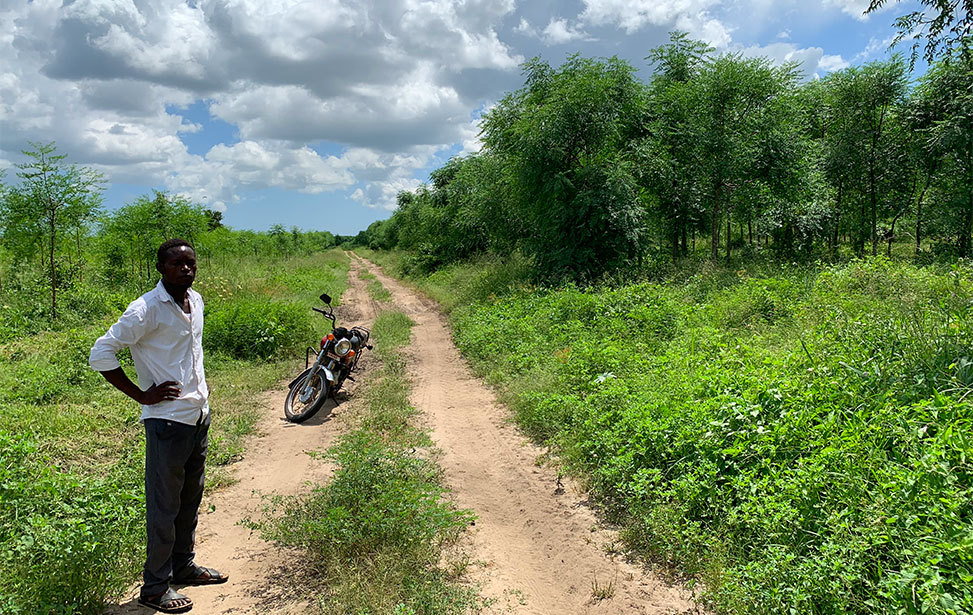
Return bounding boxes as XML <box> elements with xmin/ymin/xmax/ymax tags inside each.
<box><xmin>363</xmin><ymin>249</ymin><xmax>973</xmax><ymax>615</ymax></box>
<box><xmin>361</xmin><ymin>36</ymin><xmax>973</xmax><ymax>281</ymax></box>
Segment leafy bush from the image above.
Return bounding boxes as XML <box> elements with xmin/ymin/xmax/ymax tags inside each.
<box><xmin>437</xmin><ymin>259</ymin><xmax>973</xmax><ymax>615</ymax></box>
<box><xmin>204</xmin><ymin>298</ymin><xmax>315</xmax><ymax>359</ymax></box>
<box><xmin>0</xmin><ymin>432</ymin><xmax>142</xmax><ymax>615</ymax></box>
<box><xmin>0</xmin><ymin>328</ymin><xmax>105</xmax><ymax>404</ymax></box>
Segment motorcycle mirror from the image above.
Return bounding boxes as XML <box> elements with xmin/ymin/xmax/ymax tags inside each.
<box><xmin>320</xmin><ymin>293</ymin><xmax>332</xmax><ymax>304</ymax></box>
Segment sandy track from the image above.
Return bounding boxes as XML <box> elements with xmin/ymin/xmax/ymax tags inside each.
<box><xmin>358</xmin><ymin>256</ymin><xmax>696</xmax><ymax>615</ymax></box>
<box><xmin>109</xmin><ymin>254</ymin><xmax>696</xmax><ymax>614</ymax></box>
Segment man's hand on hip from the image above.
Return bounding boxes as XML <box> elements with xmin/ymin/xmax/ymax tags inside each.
<box><xmin>140</xmin><ymin>381</ymin><xmax>181</xmax><ymax>405</ymax></box>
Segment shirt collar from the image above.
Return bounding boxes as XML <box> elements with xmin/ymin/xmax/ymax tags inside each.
<box><xmin>154</xmin><ymin>279</ymin><xmax>195</xmax><ymax>305</ymax></box>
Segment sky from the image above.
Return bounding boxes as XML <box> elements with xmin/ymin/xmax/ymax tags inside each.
<box><xmin>0</xmin><ymin>0</ymin><xmax>924</xmax><ymax>235</ymax></box>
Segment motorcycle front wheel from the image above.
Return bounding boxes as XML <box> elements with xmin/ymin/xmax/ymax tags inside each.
<box><xmin>283</xmin><ymin>368</ymin><xmax>330</xmax><ymax>423</ymax></box>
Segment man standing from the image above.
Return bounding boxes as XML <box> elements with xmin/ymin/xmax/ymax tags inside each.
<box><xmin>89</xmin><ymin>239</ymin><xmax>227</xmax><ymax>613</ymax></box>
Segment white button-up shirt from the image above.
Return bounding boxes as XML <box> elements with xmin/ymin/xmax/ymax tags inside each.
<box><xmin>89</xmin><ymin>280</ymin><xmax>209</xmax><ymax>425</ymax></box>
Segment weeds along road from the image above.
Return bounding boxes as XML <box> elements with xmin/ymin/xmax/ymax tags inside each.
<box><xmin>109</xmin><ymin>254</ymin><xmax>696</xmax><ymax>614</ymax></box>
<box><xmin>357</xmin><ymin>254</ymin><xmax>696</xmax><ymax>615</ymax></box>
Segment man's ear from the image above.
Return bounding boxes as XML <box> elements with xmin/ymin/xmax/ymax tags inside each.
<box><xmin>155</xmin><ymin>261</ymin><xmax>165</xmax><ymax>275</ymax></box>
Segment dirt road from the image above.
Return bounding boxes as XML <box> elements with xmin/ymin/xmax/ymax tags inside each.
<box><xmin>109</xmin><ymin>255</ymin><xmax>696</xmax><ymax>614</ymax></box>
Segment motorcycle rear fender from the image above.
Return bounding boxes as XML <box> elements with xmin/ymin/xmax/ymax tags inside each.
<box><xmin>288</xmin><ymin>366</ymin><xmax>336</xmax><ymax>389</ymax></box>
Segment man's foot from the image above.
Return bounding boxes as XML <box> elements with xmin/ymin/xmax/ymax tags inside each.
<box><xmin>173</xmin><ymin>564</ymin><xmax>229</xmax><ymax>586</ymax></box>
<box><xmin>138</xmin><ymin>587</ymin><xmax>193</xmax><ymax>613</ymax></box>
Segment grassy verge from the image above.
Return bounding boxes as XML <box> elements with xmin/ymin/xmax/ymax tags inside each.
<box><xmin>0</xmin><ymin>250</ymin><xmax>350</xmax><ymax>614</ymax></box>
<box><xmin>358</xmin><ymin>267</ymin><xmax>393</xmax><ymax>303</ymax></box>
<box><xmin>377</xmin><ymin>254</ymin><xmax>973</xmax><ymax>615</ymax></box>
<box><xmin>251</xmin><ymin>310</ymin><xmax>480</xmax><ymax>615</ymax></box>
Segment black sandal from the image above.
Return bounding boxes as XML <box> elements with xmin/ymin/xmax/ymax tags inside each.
<box><xmin>173</xmin><ymin>564</ymin><xmax>229</xmax><ymax>586</ymax></box>
<box><xmin>138</xmin><ymin>587</ymin><xmax>193</xmax><ymax>613</ymax></box>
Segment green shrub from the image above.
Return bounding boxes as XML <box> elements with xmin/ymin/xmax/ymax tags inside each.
<box><xmin>0</xmin><ymin>433</ymin><xmax>142</xmax><ymax>615</ymax></box>
<box><xmin>430</xmin><ymin>259</ymin><xmax>973</xmax><ymax>615</ymax></box>
<box><xmin>204</xmin><ymin>298</ymin><xmax>315</xmax><ymax>359</ymax></box>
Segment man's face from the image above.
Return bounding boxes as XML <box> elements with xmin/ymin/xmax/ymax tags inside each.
<box><xmin>157</xmin><ymin>246</ymin><xmax>197</xmax><ymax>288</ymax></box>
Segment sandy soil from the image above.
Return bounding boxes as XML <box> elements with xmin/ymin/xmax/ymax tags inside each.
<box><xmin>359</xmin><ymin>256</ymin><xmax>697</xmax><ymax>615</ymax></box>
<box><xmin>107</xmin><ymin>254</ymin><xmax>698</xmax><ymax>615</ymax></box>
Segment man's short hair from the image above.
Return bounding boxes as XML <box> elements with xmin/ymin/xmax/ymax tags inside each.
<box><xmin>157</xmin><ymin>238</ymin><xmax>194</xmax><ymax>264</ymax></box>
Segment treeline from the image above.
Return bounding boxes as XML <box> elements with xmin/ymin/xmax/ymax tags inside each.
<box><xmin>361</xmin><ymin>34</ymin><xmax>973</xmax><ymax>281</ymax></box>
<box><xmin>0</xmin><ymin>142</ymin><xmax>337</xmax><ymax>321</ymax></box>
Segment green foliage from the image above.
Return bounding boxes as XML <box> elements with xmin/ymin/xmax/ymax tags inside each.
<box><xmin>204</xmin><ymin>299</ymin><xmax>315</xmax><ymax>359</ymax></box>
<box><xmin>1</xmin><ymin>142</ymin><xmax>104</xmax><ymax>320</ymax></box>
<box><xmin>422</xmin><ymin>258</ymin><xmax>973</xmax><ymax>615</ymax></box>
<box><xmin>482</xmin><ymin>54</ymin><xmax>650</xmax><ymax>280</ymax></box>
<box><xmin>0</xmin><ymin>432</ymin><xmax>143</xmax><ymax>615</ymax></box>
<box><xmin>376</xmin><ymin>42</ymin><xmax>973</xmax><ymax>276</ymax></box>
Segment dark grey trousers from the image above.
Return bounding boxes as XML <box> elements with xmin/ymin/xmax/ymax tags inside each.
<box><xmin>141</xmin><ymin>414</ymin><xmax>209</xmax><ymax>598</ymax></box>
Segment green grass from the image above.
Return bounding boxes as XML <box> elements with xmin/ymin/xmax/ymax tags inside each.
<box><xmin>0</xmin><ymin>249</ymin><xmax>351</xmax><ymax>614</ymax></box>
<box><xmin>358</xmin><ymin>268</ymin><xmax>394</xmax><ymax>303</ymax></box>
<box><xmin>385</xmin><ymin>254</ymin><xmax>973</xmax><ymax>615</ymax></box>
<box><xmin>251</xmin><ymin>310</ymin><xmax>481</xmax><ymax>615</ymax></box>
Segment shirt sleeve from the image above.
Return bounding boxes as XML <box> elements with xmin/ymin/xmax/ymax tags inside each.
<box><xmin>88</xmin><ymin>301</ymin><xmax>150</xmax><ymax>372</ymax></box>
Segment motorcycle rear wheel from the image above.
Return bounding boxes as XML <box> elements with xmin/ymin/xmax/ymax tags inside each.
<box><xmin>284</xmin><ymin>368</ymin><xmax>329</xmax><ymax>423</ymax></box>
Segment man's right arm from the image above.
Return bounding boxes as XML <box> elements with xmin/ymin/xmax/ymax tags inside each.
<box><xmin>89</xmin><ymin>302</ymin><xmax>181</xmax><ymax>405</ymax></box>
<box><xmin>98</xmin><ymin>368</ymin><xmax>181</xmax><ymax>405</ymax></box>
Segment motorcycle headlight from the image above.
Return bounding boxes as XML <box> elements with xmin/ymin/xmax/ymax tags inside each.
<box><xmin>335</xmin><ymin>338</ymin><xmax>353</xmax><ymax>356</ymax></box>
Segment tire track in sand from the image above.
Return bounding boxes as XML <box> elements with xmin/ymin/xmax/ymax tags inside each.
<box><xmin>355</xmin><ymin>254</ymin><xmax>697</xmax><ymax>615</ymax></box>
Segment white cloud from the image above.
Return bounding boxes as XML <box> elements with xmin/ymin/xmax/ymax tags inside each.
<box><xmin>854</xmin><ymin>34</ymin><xmax>898</xmax><ymax>62</ymax></box>
<box><xmin>819</xmin><ymin>54</ymin><xmax>850</xmax><ymax>71</ymax></box>
<box><xmin>1</xmin><ymin>0</ymin><xmax>523</xmax><ymax>216</ymax></box>
<box><xmin>578</xmin><ymin>0</ymin><xmax>731</xmax><ymax>48</ymax></box>
<box><xmin>542</xmin><ymin>18</ymin><xmax>592</xmax><ymax>45</ymax></box>
<box><xmin>580</xmin><ymin>0</ymin><xmax>719</xmax><ymax>33</ymax></box>
<box><xmin>351</xmin><ymin>177</ymin><xmax>424</xmax><ymax>210</ymax></box>
<box><xmin>822</xmin><ymin>0</ymin><xmax>873</xmax><ymax>21</ymax></box>
<box><xmin>739</xmin><ymin>42</ymin><xmax>849</xmax><ymax>77</ymax></box>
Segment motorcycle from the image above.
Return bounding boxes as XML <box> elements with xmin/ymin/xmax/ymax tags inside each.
<box><xmin>284</xmin><ymin>292</ymin><xmax>372</xmax><ymax>423</ymax></box>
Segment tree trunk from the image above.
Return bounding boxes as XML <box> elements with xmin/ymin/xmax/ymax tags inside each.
<box><xmin>963</xmin><ymin>166</ymin><xmax>973</xmax><ymax>257</ymax></box>
<box><xmin>870</xmin><ymin>163</ymin><xmax>878</xmax><ymax>256</ymax></box>
<box><xmin>915</xmin><ymin>194</ymin><xmax>924</xmax><ymax>255</ymax></box>
<box><xmin>725</xmin><ymin>208</ymin><xmax>731</xmax><ymax>260</ymax></box>
<box><xmin>748</xmin><ymin>219</ymin><xmax>753</xmax><ymax>246</ymax></box>
<box><xmin>711</xmin><ymin>182</ymin><xmax>721</xmax><ymax>260</ymax></box>
<box><xmin>680</xmin><ymin>218</ymin><xmax>688</xmax><ymax>256</ymax></box>
<box><xmin>49</xmin><ymin>204</ymin><xmax>57</xmax><ymax>320</ymax></box>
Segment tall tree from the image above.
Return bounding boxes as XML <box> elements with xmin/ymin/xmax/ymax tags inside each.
<box><xmin>914</xmin><ymin>50</ymin><xmax>973</xmax><ymax>255</ymax></box>
<box><xmin>3</xmin><ymin>142</ymin><xmax>103</xmax><ymax>319</ymax></box>
<box><xmin>822</xmin><ymin>59</ymin><xmax>909</xmax><ymax>255</ymax></box>
<box><xmin>691</xmin><ymin>54</ymin><xmax>802</xmax><ymax>259</ymax></box>
<box><xmin>481</xmin><ymin>55</ymin><xmax>649</xmax><ymax>280</ymax></box>
<box><xmin>641</xmin><ymin>32</ymin><xmax>712</xmax><ymax>261</ymax></box>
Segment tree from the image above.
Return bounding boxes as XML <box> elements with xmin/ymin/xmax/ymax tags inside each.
<box><xmin>99</xmin><ymin>191</ymin><xmax>209</xmax><ymax>281</ymax></box>
<box><xmin>866</xmin><ymin>0</ymin><xmax>973</xmax><ymax>66</ymax></box>
<box><xmin>3</xmin><ymin>142</ymin><xmax>103</xmax><ymax>319</ymax></box>
<box><xmin>480</xmin><ymin>55</ymin><xmax>649</xmax><ymax>280</ymax></box>
<box><xmin>821</xmin><ymin>59</ymin><xmax>909</xmax><ymax>255</ymax></box>
<box><xmin>690</xmin><ymin>54</ymin><xmax>802</xmax><ymax>259</ymax></box>
<box><xmin>640</xmin><ymin>32</ymin><xmax>712</xmax><ymax>261</ymax></box>
<box><xmin>913</xmin><ymin>50</ymin><xmax>973</xmax><ymax>255</ymax></box>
